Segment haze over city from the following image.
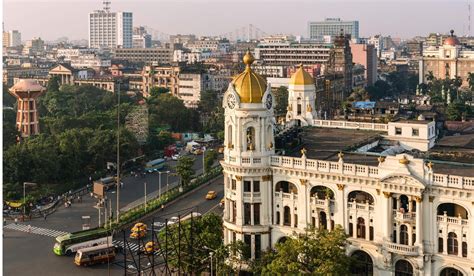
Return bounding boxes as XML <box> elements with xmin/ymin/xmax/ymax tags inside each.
<box><xmin>3</xmin><ymin>0</ymin><xmax>469</xmax><ymax>41</ymax></box>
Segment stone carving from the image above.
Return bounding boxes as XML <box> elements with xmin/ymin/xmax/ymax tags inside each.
<box><xmin>337</xmin><ymin>184</ymin><xmax>345</xmax><ymax>191</ymax></box>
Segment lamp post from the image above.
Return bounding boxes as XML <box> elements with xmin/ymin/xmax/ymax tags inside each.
<box><xmin>203</xmin><ymin>245</ymin><xmax>217</xmax><ymax>275</ymax></box>
<box><xmin>144</xmin><ymin>182</ymin><xmax>147</xmax><ymax>211</ymax></box>
<box><xmin>202</xmin><ymin>147</ymin><xmax>206</xmax><ymax>174</ymax></box>
<box><xmin>166</xmin><ymin>171</ymin><xmax>170</xmax><ymax>192</ymax></box>
<box><xmin>210</xmin><ymin>251</ymin><xmax>214</xmax><ymax>276</ymax></box>
<box><xmin>158</xmin><ymin>171</ymin><xmax>162</xmax><ymax>198</ymax></box>
<box><xmin>116</xmin><ymin>80</ymin><xmax>122</xmax><ymax>223</ymax></box>
<box><xmin>23</xmin><ymin>182</ymin><xmax>37</xmax><ymax>220</ymax></box>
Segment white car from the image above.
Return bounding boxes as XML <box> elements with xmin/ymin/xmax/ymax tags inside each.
<box><xmin>171</xmin><ymin>154</ymin><xmax>180</xmax><ymax>160</ymax></box>
<box><xmin>167</xmin><ymin>216</ymin><xmax>179</xmax><ymax>226</ymax></box>
<box><xmin>152</xmin><ymin>221</ymin><xmax>165</xmax><ymax>230</ymax></box>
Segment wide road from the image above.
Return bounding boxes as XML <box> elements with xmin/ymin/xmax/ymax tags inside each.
<box><xmin>3</xmin><ymin>172</ymin><xmax>224</xmax><ymax>276</ymax></box>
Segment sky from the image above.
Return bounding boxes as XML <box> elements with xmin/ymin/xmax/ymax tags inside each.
<box><xmin>3</xmin><ymin>0</ymin><xmax>469</xmax><ymax>41</ymax></box>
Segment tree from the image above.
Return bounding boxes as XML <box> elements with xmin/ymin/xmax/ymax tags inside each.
<box><xmin>446</xmin><ymin>100</ymin><xmax>471</xmax><ymax>121</ymax></box>
<box><xmin>176</xmin><ymin>156</ymin><xmax>195</xmax><ymax>186</ymax></box>
<box><xmin>203</xmin><ymin>149</ymin><xmax>217</xmax><ymax>173</ymax></box>
<box><xmin>468</xmin><ymin>72</ymin><xmax>474</xmax><ymax>92</ymax></box>
<box><xmin>3</xmin><ymin>108</ymin><xmax>18</xmax><ymax>149</ymax></box>
<box><xmin>274</xmin><ymin>86</ymin><xmax>289</xmax><ymax>117</ymax></box>
<box><xmin>252</xmin><ymin>226</ymin><xmax>352</xmax><ymax>275</ymax></box>
<box><xmin>47</xmin><ymin>75</ymin><xmax>61</xmax><ymax>92</ymax></box>
<box><xmin>148</xmin><ymin>94</ymin><xmax>199</xmax><ymax>132</ymax></box>
<box><xmin>3</xmin><ymin>84</ymin><xmax>16</xmax><ymax>107</ymax></box>
<box><xmin>149</xmin><ymin>87</ymin><xmax>170</xmax><ymax>97</ymax></box>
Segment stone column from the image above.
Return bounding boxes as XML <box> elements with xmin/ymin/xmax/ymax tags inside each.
<box><xmin>443</xmin><ymin>231</ymin><xmax>447</xmax><ymax>255</ymax></box>
<box><xmin>382</xmin><ymin>192</ymin><xmax>392</xmax><ymax>241</ymax></box>
<box><xmin>236</xmin><ymin>176</ymin><xmax>243</xmax><ymax>225</ymax></box>
<box><xmin>395</xmin><ymin>223</ymin><xmax>400</xmax><ymax>243</ymax></box>
<box><xmin>365</xmin><ymin>217</ymin><xmax>370</xmax><ymax>241</ymax></box>
<box><xmin>353</xmin><ymin>220</ymin><xmax>357</xmax><ymax>238</ymax></box>
<box><xmin>299</xmin><ymin>179</ymin><xmax>308</xmax><ymax>229</ymax></box>
<box><xmin>458</xmin><ymin>233</ymin><xmax>463</xmax><ymax>257</ymax></box>
<box><xmin>415</xmin><ymin>196</ymin><xmax>423</xmax><ymax>248</ymax></box>
<box><xmin>336</xmin><ymin>184</ymin><xmax>346</xmax><ymax>231</ymax></box>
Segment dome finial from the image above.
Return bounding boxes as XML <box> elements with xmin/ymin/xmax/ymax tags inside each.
<box><xmin>243</xmin><ymin>50</ymin><xmax>255</xmax><ymax>67</ymax></box>
<box><xmin>450</xmin><ymin>29</ymin><xmax>455</xmax><ymax>37</ymax></box>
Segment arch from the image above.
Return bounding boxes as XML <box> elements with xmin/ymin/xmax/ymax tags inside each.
<box><xmin>297</xmin><ymin>97</ymin><xmax>302</xmax><ymax>115</ymax></box>
<box><xmin>246</xmin><ymin>127</ymin><xmax>256</xmax><ymax>151</ymax></box>
<box><xmin>227</xmin><ymin>124</ymin><xmax>233</xmax><ymax>146</ymax></box>
<box><xmin>283</xmin><ymin>206</ymin><xmax>291</xmax><ymax>226</ymax></box>
<box><xmin>350</xmin><ymin>250</ymin><xmax>373</xmax><ymax>276</ymax></box>
<box><xmin>310</xmin><ymin>185</ymin><xmax>335</xmax><ymax>199</ymax></box>
<box><xmin>437</xmin><ymin>203</ymin><xmax>469</xmax><ymax>219</ymax></box>
<box><xmin>447</xmin><ymin>232</ymin><xmax>458</xmax><ymax>255</ymax></box>
<box><xmin>319</xmin><ymin>211</ymin><xmax>327</xmax><ymax>230</ymax></box>
<box><xmin>356</xmin><ymin>217</ymin><xmax>366</xmax><ymax>239</ymax></box>
<box><xmin>276</xmin><ymin>211</ymin><xmax>280</xmax><ymax>225</ymax></box>
<box><xmin>348</xmin><ymin>190</ymin><xmax>375</xmax><ymax>204</ymax></box>
<box><xmin>440</xmin><ymin>267</ymin><xmax>464</xmax><ymax>276</ymax></box>
<box><xmin>277</xmin><ymin>236</ymin><xmax>288</xmax><ymax>244</ymax></box>
<box><xmin>395</xmin><ymin>260</ymin><xmax>413</xmax><ymax>276</ymax></box>
<box><xmin>275</xmin><ymin>181</ymin><xmax>298</xmax><ymax>194</ymax></box>
<box><xmin>399</xmin><ymin>195</ymin><xmax>409</xmax><ymax>212</ymax></box>
<box><xmin>400</xmin><ymin>225</ymin><xmax>409</xmax><ymax>245</ymax></box>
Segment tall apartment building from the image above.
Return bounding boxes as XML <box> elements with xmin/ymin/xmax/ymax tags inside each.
<box><xmin>88</xmin><ymin>4</ymin><xmax>133</xmax><ymax>49</ymax></box>
<box><xmin>308</xmin><ymin>18</ymin><xmax>359</xmax><ymax>41</ymax></box>
<box><xmin>419</xmin><ymin>31</ymin><xmax>474</xmax><ymax>87</ymax></box>
<box><xmin>351</xmin><ymin>43</ymin><xmax>377</xmax><ymax>86</ymax></box>
<box><xmin>132</xmin><ymin>26</ymin><xmax>152</xmax><ymax>48</ymax></box>
<box><xmin>3</xmin><ymin>30</ymin><xmax>21</xmax><ymax>47</ymax></box>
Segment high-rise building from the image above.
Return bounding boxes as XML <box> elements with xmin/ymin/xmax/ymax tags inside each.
<box><xmin>308</xmin><ymin>18</ymin><xmax>359</xmax><ymax>41</ymax></box>
<box><xmin>3</xmin><ymin>30</ymin><xmax>21</xmax><ymax>47</ymax></box>
<box><xmin>88</xmin><ymin>3</ymin><xmax>133</xmax><ymax>49</ymax></box>
<box><xmin>351</xmin><ymin>43</ymin><xmax>377</xmax><ymax>86</ymax></box>
<box><xmin>132</xmin><ymin>27</ymin><xmax>152</xmax><ymax>48</ymax></box>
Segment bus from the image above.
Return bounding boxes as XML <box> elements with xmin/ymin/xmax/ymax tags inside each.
<box><xmin>53</xmin><ymin>228</ymin><xmax>111</xmax><ymax>256</ymax></box>
<box><xmin>144</xmin><ymin>158</ymin><xmax>165</xmax><ymax>173</ymax></box>
<box><xmin>93</xmin><ymin>176</ymin><xmax>117</xmax><ymax>191</ymax></box>
<box><xmin>74</xmin><ymin>244</ymin><xmax>115</xmax><ymax>266</ymax></box>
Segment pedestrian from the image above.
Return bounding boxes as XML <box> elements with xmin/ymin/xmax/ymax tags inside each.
<box><xmin>14</xmin><ymin>218</ymin><xmax>18</xmax><ymax>225</ymax></box>
<box><xmin>120</xmin><ymin>182</ymin><xmax>124</xmax><ymax>189</ymax></box>
<box><xmin>43</xmin><ymin>213</ymin><xmax>47</xmax><ymax>220</ymax></box>
<box><xmin>27</xmin><ymin>225</ymin><xmax>32</xmax><ymax>233</ymax></box>
<box><xmin>161</xmin><ymin>204</ymin><xmax>164</xmax><ymax>212</ymax></box>
<box><xmin>3</xmin><ymin>218</ymin><xmax>6</xmax><ymax>226</ymax></box>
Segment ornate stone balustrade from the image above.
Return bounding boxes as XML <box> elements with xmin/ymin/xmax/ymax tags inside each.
<box><xmin>383</xmin><ymin>241</ymin><xmax>419</xmax><ymax>256</ymax></box>
<box><xmin>432</xmin><ymin>173</ymin><xmax>474</xmax><ymax>190</ymax></box>
<box><xmin>437</xmin><ymin>215</ymin><xmax>469</xmax><ymax>226</ymax></box>
<box><xmin>312</xmin><ymin>120</ymin><xmax>388</xmax><ymax>131</ymax></box>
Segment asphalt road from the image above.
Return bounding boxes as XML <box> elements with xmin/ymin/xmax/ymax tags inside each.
<box><xmin>3</xmin><ymin>158</ymin><xmax>223</xmax><ymax>276</ymax></box>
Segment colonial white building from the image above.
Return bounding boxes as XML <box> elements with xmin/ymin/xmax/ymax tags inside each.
<box><xmin>222</xmin><ymin>52</ymin><xmax>474</xmax><ymax>276</ymax></box>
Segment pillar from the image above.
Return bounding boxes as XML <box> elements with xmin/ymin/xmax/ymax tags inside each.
<box><xmin>382</xmin><ymin>192</ymin><xmax>392</xmax><ymax>241</ymax></box>
<box><xmin>415</xmin><ymin>196</ymin><xmax>423</xmax><ymax>247</ymax></box>
<box><xmin>395</xmin><ymin>223</ymin><xmax>400</xmax><ymax>243</ymax></box>
<box><xmin>353</xmin><ymin>220</ymin><xmax>357</xmax><ymax>238</ymax></box>
<box><xmin>443</xmin><ymin>231</ymin><xmax>447</xmax><ymax>254</ymax></box>
<box><xmin>365</xmin><ymin>217</ymin><xmax>370</xmax><ymax>241</ymax></box>
<box><xmin>458</xmin><ymin>233</ymin><xmax>463</xmax><ymax>257</ymax></box>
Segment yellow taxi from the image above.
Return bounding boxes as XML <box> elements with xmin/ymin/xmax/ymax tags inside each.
<box><xmin>144</xmin><ymin>241</ymin><xmax>159</xmax><ymax>254</ymax></box>
<box><xmin>205</xmin><ymin>191</ymin><xmax>217</xmax><ymax>200</ymax></box>
<box><xmin>130</xmin><ymin>222</ymin><xmax>147</xmax><ymax>239</ymax></box>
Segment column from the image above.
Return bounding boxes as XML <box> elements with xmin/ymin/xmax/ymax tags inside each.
<box><xmin>327</xmin><ymin>207</ymin><xmax>333</xmax><ymax>231</ymax></box>
<box><xmin>443</xmin><ymin>232</ymin><xmax>447</xmax><ymax>254</ymax></box>
<box><xmin>250</xmin><ymin>204</ymin><xmax>254</xmax><ymax>226</ymax></box>
<box><xmin>280</xmin><ymin>209</ymin><xmax>284</xmax><ymax>226</ymax></box>
<box><xmin>415</xmin><ymin>196</ymin><xmax>423</xmax><ymax>247</ymax></box>
<box><xmin>458</xmin><ymin>234</ymin><xmax>463</xmax><ymax>257</ymax></box>
<box><xmin>290</xmin><ymin>206</ymin><xmax>295</xmax><ymax>227</ymax></box>
<box><xmin>395</xmin><ymin>223</ymin><xmax>400</xmax><ymax>243</ymax></box>
<box><xmin>353</xmin><ymin>220</ymin><xmax>357</xmax><ymax>238</ymax></box>
<box><xmin>365</xmin><ymin>217</ymin><xmax>370</xmax><ymax>241</ymax></box>
<box><xmin>336</xmin><ymin>184</ymin><xmax>346</xmax><ymax>230</ymax></box>
<box><xmin>408</xmin><ymin>226</ymin><xmax>413</xmax><ymax>245</ymax></box>
<box><xmin>382</xmin><ymin>192</ymin><xmax>392</xmax><ymax>241</ymax></box>
<box><xmin>236</xmin><ymin>177</ymin><xmax>243</xmax><ymax>225</ymax></box>
<box><xmin>408</xmin><ymin>199</ymin><xmax>413</xmax><ymax>213</ymax></box>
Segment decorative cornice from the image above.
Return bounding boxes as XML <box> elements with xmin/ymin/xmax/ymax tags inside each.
<box><xmin>383</xmin><ymin>192</ymin><xmax>392</xmax><ymax>198</ymax></box>
<box><xmin>300</xmin><ymin>179</ymin><xmax>308</xmax><ymax>186</ymax></box>
<box><xmin>415</xmin><ymin>196</ymin><xmax>423</xmax><ymax>203</ymax></box>
<box><xmin>262</xmin><ymin>175</ymin><xmax>272</xmax><ymax>181</ymax></box>
<box><xmin>235</xmin><ymin>175</ymin><xmax>242</xmax><ymax>181</ymax></box>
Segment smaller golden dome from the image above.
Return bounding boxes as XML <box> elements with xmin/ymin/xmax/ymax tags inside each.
<box><xmin>399</xmin><ymin>155</ymin><xmax>410</xmax><ymax>165</ymax></box>
<box><xmin>231</xmin><ymin>51</ymin><xmax>267</xmax><ymax>103</ymax></box>
<box><xmin>289</xmin><ymin>64</ymin><xmax>314</xmax><ymax>85</ymax></box>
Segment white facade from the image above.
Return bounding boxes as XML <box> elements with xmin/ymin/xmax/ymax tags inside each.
<box><xmin>222</xmin><ymin>73</ymin><xmax>474</xmax><ymax>276</ymax></box>
<box><xmin>178</xmin><ymin>73</ymin><xmax>203</xmax><ymax>108</ymax></box>
<box><xmin>386</xmin><ymin>121</ymin><xmax>437</xmax><ymax>151</ymax></box>
<box><xmin>88</xmin><ymin>10</ymin><xmax>132</xmax><ymax>49</ymax></box>
<box><xmin>286</xmin><ymin>82</ymin><xmax>317</xmax><ymax>126</ymax></box>
<box><xmin>368</xmin><ymin>35</ymin><xmax>384</xmax><ymax>57</ymax></box>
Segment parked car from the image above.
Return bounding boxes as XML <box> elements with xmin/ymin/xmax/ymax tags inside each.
<box><xmin>166</xmin><ymin>217</ymin><xmax>179</xmax><ymax>226</ymax></box>
<box><xmin>171</xmin><ymin>154</ymin><xmax>180</xmax><ymax>160</ymax></box>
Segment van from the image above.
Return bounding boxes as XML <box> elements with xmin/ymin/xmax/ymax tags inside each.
<box><xmin>74</xmin><ymin>244</ymin><xmax>115</xmax><ymax>266</ymax></box>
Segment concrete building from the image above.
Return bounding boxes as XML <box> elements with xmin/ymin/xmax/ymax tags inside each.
<box><xmin>113</xmin><ymin>47</ymin><xmax>173</xmax><ymax>64</ymax></box>
<box><xmin>419</xmin><ymin>30</ymin><xmax>474</xmax><ymax>87</ymax></box>
<box><xmin>3</xmin><ymin>30</ymin><xmax>21</xmax><ymax>47</ymax></box>
<box><xmin>88</xmin><ymin>4</ymin><xmax>133</xmax><ymax>49</ymax></box>
<box><xmin>23</xmin><ymin>37</ymin><xmax>44</xmax><ymax>56</ymax></box>
<box><xmin>351</xmin><ymin>43</ymin><xmax>377</xmax><ymax>86</ymax></box>
<box><xmin>308</xmin><ymin>18</ymin><xmax>359</xmax><ymax>41</ymax></box>
<box><xmin>178</xmin><ymin>72</ymin><xmax>204</xmax><ymax>108</ymax></box>
<box><xmin>9</xmin><ymin>79</ymin><xmax>45</xmax><ymax>138</ymax></box>
<box><xmin>221</xmin><ymin>53</ymin><xmax>474</xmax><ymax>276</ymax></box>
<box><xmin>254</xmin><ymin>40</ymin><xmax>332</xmax><ymax>66</ymax></box>
<box><xmin>368</xmin><ymin>35</ymin><xmax>384</xmax><ymax>57</ymax></box>
<box><xmin>132</xmin><ymin>26</ymin><xmax>152</xmax><ymax>48</ymax></box>
<box><xmin>186</xmin><ymin>37</ymin><xmax>230</xmax><ymax>53</ymax></box>
<box><xmin>142</xmin><ymin>65</ymin><xmax>180</xmax><ymax>97</ymax></box>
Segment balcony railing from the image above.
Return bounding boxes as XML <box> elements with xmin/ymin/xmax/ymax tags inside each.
<box><xmin>392</xmin><ymin>210</ymin><xmax>416</xmax><ymax>222</ymax></box>
<box><xmin>274</xmin><ymin>191</ymin><xmax>298</xmax><ymax>201</ymax></box>
<box><xmin>383</xmin><ymin>241</ymin><xmax>419</xmax><ymax>256</ymax></box>
<box><xmin>310</xmin><ymin>197</ymin><xmax>334</xmax><ymax>208</ymax></box>
<box><xmin>348</xmin><ymin>202</ymin><xmax>375</xmax><ymax>211</ymax></box>
<box><xmin>437</xmin><ymin>215</ymin><xmax>469</xmax><ymax>226</ymax></box>
<box><xmin>431</xmin><ymin>173</ymin><xmax>474</xmax><ymax>190</ymax></box>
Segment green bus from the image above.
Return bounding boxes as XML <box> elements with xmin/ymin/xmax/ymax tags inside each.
<box><xmin>53</xmin><ymin>228</ymin><xmax>112</xmax><ymax>256</ymax></box>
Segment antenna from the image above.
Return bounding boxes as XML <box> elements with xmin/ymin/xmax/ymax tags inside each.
<box><xmin>103</xmin><ymin>0</ymin><xmax>111</xmax><ymax>12</ymax></box>
<box><xmin>468</xmin><ymin>0</ymin><xmax>471</xmax><ymax>36</ymax></box>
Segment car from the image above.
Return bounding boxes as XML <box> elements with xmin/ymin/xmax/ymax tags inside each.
<box><xmin>171</xmin><ymin>154</ymin><xmax>180</xmax><ymax>160</ymax></box>
<box><xmin>206</xmin><ymin>191</ymin><xmax>217</xmax><ymax>200</ymax></box>
<box><xmin>130</xmin><ymin>222</ymin><xmax>147</xmax><ymax>239</ymax></box>
<box><xmin>152</xmin><ymin>221</ymin><xmax>165</xmax><ymax>230</ymax></box>
<box><xmin>143</xmin><ymin>241</ymin><xmax>159</xmax><ymax>254</ymax></box>
<box><xmin>167</xmin><ymin>216</ymin><xmax>179</xmax><ymax>226</ymax></box>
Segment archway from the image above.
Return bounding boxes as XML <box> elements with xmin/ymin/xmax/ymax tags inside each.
<box><xmin>277</xmin><ymin>236</ymin><xmax>288</xmax><ymax>244</ymax></box>
<box><xmin>440</xmin><ymin>267</ymin><xmax>463</xmax><ymax>276</ymax></box>
<box><xmin>395</xmin><ymin>260</ymin><xmax>413</xmax><ymax>276</ymax></box>
<box><xmin>348</xmin><ymin>191</ymin><xmax>374</xmax><ymax>204</ymax></box>
<box><xmin>437</xmin><ymin>203</ymin><xmax>468</xmax><ymax>219</ymax></box>
<box><xmin>283</xmin><ymin>206</ymin><xmax>291</xmax><ymax>226</ymax></box>
<box><xmin>447</xmin><ymin>232</ymin><xmax>458</xmax><ymax>255</ymax></box>
<box><xmin>351</xmin><ymin>250</ymin><xmax>373</xmax><ymax>276</ymax></box>
<box><xmin>319</xmin><ymin>211</ymin><xmax>327</xmax><ymax>229</ymax></box>
<box><xmin>275</xmin><ymin>181</ymin><xmax>298</xmax><ymax>194</ymax></box>
<box><xmin>356</xmin><ymin>217</ymin><xmax>366</xmax><ymax>239</ymax></box>
<box><xmin>400</xmin><ymin>225</ymin><xmax>409</xmax><ymax>245</ymax></box>
<box><xmin>310</xmin><ymin>186</ymin><xmax>335</xmax><ymax>199</ymax></box>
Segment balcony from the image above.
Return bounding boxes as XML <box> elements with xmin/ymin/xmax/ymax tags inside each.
<box><xmin>383</xmin><ymin>241</ymin><xmax>419</xmax><ymax>256</ymax></box>
<box><xmin>437</xmin><ymin>215</ymin><xmax>469</xmax><ymax>226</ymax></box>
<box><xmin>347</xmin><ymin>202</ymin><xmax>375</xmax><ymax>212</ymax></box>
<box><xmin>310</xmin><ymin>197</ymin><xmax>334</xmax><ymax>209</ymax></box>
<box><xmin>274</xmin><ymin>192</ymin><xmax>298</xmax><ymax>201</ymax></box>
<box><xmin>393</xmin><ymin>210</ymin><xmax>416</xmax><ymax>223</ymax></box>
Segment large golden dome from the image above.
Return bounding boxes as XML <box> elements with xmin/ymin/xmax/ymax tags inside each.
<box><xmin>232</xmin><ymin>51</ymin><xmax>267</xmax><ymax>103</ymax></box>
<box><xmin>289</xmin><ymin>64</ymin><xmax>314</xmax><ymax>85</ymax></box>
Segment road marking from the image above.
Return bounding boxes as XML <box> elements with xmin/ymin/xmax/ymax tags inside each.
<box><xmin>4</xmin><ymin>223</ymin><xmax>69</xmax><ymax>238</ymax></box>
<box><xmin>113</xmin><ymin>240</ymin><xmax>161</xmax><ymax>255</ymax></box>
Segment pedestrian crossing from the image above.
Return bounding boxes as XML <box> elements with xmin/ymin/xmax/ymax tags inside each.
<box><xmin>113</xmin><ymin>240</ymin><xmax>161</xmax><ymax>255</ymax></box>
<box><xmin>4</xmin><ymin>223</ymin><xmax>69</xmax><ymax>238</ymax></box>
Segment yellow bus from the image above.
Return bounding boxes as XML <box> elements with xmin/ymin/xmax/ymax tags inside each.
<box><xmin>74</xmin><ymin>244</ymin><xmax>115</xmax><ymax>266</ymax></box>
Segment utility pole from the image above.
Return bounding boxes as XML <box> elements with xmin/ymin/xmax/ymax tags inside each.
<box><xmin>116</xmin><ymin>81</ymin><xmax>121</xmax><ymax>223</ymax></box>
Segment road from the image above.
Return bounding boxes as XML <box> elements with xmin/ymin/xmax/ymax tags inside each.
<box><xmin>3</xmin><ymin>157</ymin><xmax>223</xmax><ymax>276</ymax></box>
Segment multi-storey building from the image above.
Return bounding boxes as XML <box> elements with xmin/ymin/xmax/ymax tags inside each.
<box><xmin>222</xmin><ymin>52</ymin><xmax>474</xmax><ymax>276</ymax></box>
<box><xmin>88</xmin><ymin>4</ymin><xmax>132</xmax><ymax>49</ymax></box>
<box><xmin>23</xmin><ymin>37</ymin><xmax>44</xmax><ymax>56</ymax></box>
<box><xmin>308</xmin><ymin>18</ymin><xmax>359</xmax><ymax>41</ymax></box>
<box><xmin>351</xmin><ymin>43</ymin><xmax>377</xmax><ymax>86</ymax></box>
<box><xmin>3</xmin><ymin>30</ymin><xmax>21</xmax><ymax>47</ymax></box>
<box><xmin>132</xmin><ymin>26</ymin><xmax>152</xmax><ymax>48</ymax></box>
<box><xmin>419</xmin><ymin>30</ymin><xmax>474</xmax><ymax>87</ymax></box>
<box><xmin>113</xmin><ymin>47</ymin><xmax>173</xmax><ymax>64</ymax></box>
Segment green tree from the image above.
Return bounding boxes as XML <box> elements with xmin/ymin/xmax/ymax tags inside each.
<box><xmin>467</xmin><ymin>72</ymin><xmax>474</xmax><ymax>92</ymax></box>
<box><xmin>446</xmin><ymin>100</ymin><xmax>470</xmax><ymax>121</ymax></box>
<box><xmin>149</xmin><ymin>87</ymin><xmax>170</xmax><ymax>97</ymax></box>
<box><xmin>3</xmin><ymin>108</ymin><xmax>18</xmax><ymax>149</ymax></box>
<box><xmin>3</xmin><ymin>84</ymin><xmax>16</xmax><ymax>107</ymax></box>
<box><xmin>203</xmin><ymin>149</ymin><xmax>217</xmax><ymax>172</ymax></box>
<box><xmin>148</xmin><ymin>93</ymin><xmax>199</xmax><ymax>132</ymax></box>
<box><xmin>252</xmin><ymin>226</ymin><xmax>352</xmax><ymax>275</ymax></box>
<box><xmin>176</xmin><ymin>156</ymin><xmax>195</xmax><ymax>187</ymax></box>
<box><xmin>47</xmin><ymin>75</ymin><xmax>61</xmax><ymax>92</ymax></box>
<box><xmin>274</xmin><ymin>86</ymin><xmax>289</xmax><ymax>117</ymax></box>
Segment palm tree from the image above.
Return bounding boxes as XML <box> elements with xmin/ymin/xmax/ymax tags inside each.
<box><xmin>425</xmin><ymin>71</ymin><xmax>435</xmax><ymax>82</ymax></box>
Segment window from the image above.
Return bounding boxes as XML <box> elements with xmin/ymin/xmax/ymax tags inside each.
<box><xmin>438</xmin><ymin>237</ymin><xmax>443</xmax><ymax>253</ymax></box>
<box><xmin>244</xmin><ymin>203</ymin><xmax>251</xmax><ymax>225</ymax></box>
<box><xmin>253</xmin><ymin>181</ymin><xmax>260</xmax><ymax>192</ymax></box>
<box><xmin>243</xmin><ymin>235</ymin><xmax>251</xmax><ymax>259</ymax></box>
<box><xmin>447</xmin><ymin>232</ymin><xmax>458</xmax><ymax>255</ymax></box>
<box><xmin>412</xmin><ymin>128</ymin><xmax>419</xmax><ymax>136</ymax></box>
<box><xmin>462</xmin><ymin>242</ymin><xmax>467</xmax><ymax>257</ymax></box>
<box><xmin>357</xmin><ymin>217</ymin><xmax>366</xmax><ymax>239</ymax></box>
<box><xmin>395</xmin><ymin>127</ymin><xmax>402</xmax><ymax>135</ymax></box>
<box><xmin>276</xmin><ymin>211</ymin><xmax>280</xmax><ymax>225</ymax></box>
<box><xmin>395</xmin><ymin>260</ymin><xmax>413</xmax><ymax>276</ymax></box>
<box><xmin>255</xmin><ymin>234</ymin><xmax>261</xmax><ymax>259</ymax></box>
<box><xmin>244</xmin><ymin>181</ymin><xmax>251</xmax><ymax>192</ymax></box>
<box><xmin>231</xmin><ymin>179</ymin><xmax>236</xmax><ymax>190</ymax></box>
<box><xmin>400</xmin><ymin>225</ymin><xmax>409</xmax><ymax>245</ymax></box>
<box><xmin>283</xmin><ymin>206</ymin><xmax>291</xmax><ymax>226</ymax></box>
<box><xmin>254</xmin><ymin>203</ymin><xmax>260</xmax><ymax>225</ymax></box>
<box><xmin>349</xmin><ymin>223</ymin><xmax>353</xmax><ymax>237</ymax></box>
<box><xmin>369</xmin><ymin>226</ymin><xmax>374</xmax><ymax>241</ymax></box>
<box><xmin>232</xmin><ymin>201</ymin><xmax>236</xmax><ymax>222</ymax></box>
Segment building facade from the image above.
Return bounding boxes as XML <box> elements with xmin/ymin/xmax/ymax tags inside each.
<box><xmin>222</xmin><ymin>53</ymin><xmax>474</xmax><ymax>276</ymax></box>
<box><xmin>3</xmin><ymin>30</ymin><xmax>21</xmax><ymax>47</ymax></box>
<box><xmin>308</xmin><ymin>18</ymin><xmax>359</xmax><ymax>41</ymax></box>
<box><xmin>88</xmin><ymin>8</ymin><xmax>133</xmax><ymax>49</ymax></box>
<box><xmin>419</xmin><ymin>31</ymin><xmax>474</xmax><ymax>87</ymax></box>
<box><xmin>351</xmin><ymin>43</ymin><xmax>377</xmax><ymax>86</ymax></box>
<box><xmin>114</xmin><ymin>47</ymin><xmax>173</xmax><ymax>64</ymax></box>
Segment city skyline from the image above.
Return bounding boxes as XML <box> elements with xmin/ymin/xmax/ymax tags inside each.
<box><xmin>4</xmin><ymin>0</ymin><xmax>469</xmax><ymax>42</ymax></box>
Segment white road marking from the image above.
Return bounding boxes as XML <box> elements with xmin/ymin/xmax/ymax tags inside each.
<box><xmin>4</xmin><ymin>223</ymin><xmax>69</xmax><ymax>238</ymax></box>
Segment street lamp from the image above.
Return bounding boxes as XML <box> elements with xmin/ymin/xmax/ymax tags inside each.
<box><xmin>159</xmin><ymin>171</ymin><xmax>171</xmax><ymax>197</ymax></box>
<box><xmin>144</xmin><ymin>181</ymin><xmax>148</xmax><ymax>211</ymax></box>
<box><xmin>203</xmin><ymin>245</ymin><xmax>217</xmax><ymax>275</ymax></box>
<box><xmin>166</xmin><ymin>171</ymin><xmax>170</xmax><ymax>193</ymax></box>
<box><xmin>23</xmin><ymin>182</ymin><xmax>37</xmax><ymax>220</ymax></box>
<box><xmin>210</xmin><ymin>251</ymin><xmax>214</xmax><ymax>276</ymax></box>
<box><xmin>116</xmin><ymin>79</ymin><xmax>122</xmax><ymax>223</ymax></box>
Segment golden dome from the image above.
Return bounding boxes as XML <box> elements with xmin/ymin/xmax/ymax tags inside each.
<box><xmin>232</xmin><ymin>51</ymin><xmax>267</xmax><ymax>103</ymax></box>
<box><xmin>289</xmin><ymin>64</ymin><xmax>314</xmax><ymax>85</ymax></box>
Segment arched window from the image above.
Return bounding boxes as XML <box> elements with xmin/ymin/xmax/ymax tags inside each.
<box><xmin>297</xmin><ymin>97</ymin><xmax>302</xmax><ymax>115</ymax></box>
<box><xmin>399</xmin><ymin>195</ymin><xmax>409</xmax><ymax>212</ymax></box>
<box><xmin>246</xmin><ymin>127</ymin><xmax>255</xmax><ymax>151</ymax></box>
<box><xmin>294</xmin><ymin>214</ymin><xmax>298</xmax><ymax>228</ymax></box>
<box><xmin>462</xmin><ymin>242</ymin><xmax>467</xmax><ymax>257</ymax></box>
<box><xmin>395</xmin><ymin>260</ymin><xmax>413</xmax><ymax>276</ymax></box>
<box><xmin>447</xmin><ymin>232</ymin><xmax>458</xmax><ymax>255</ymax></box>
<box><xmin>351</xmin><ymin>250</ymin><xmax>373</xmax><ymax>276</ymax></box>
<box><xmin>437</xmin><ymin>203</ymin><xmax>468</xmax><ymax>219</ymax></box>
<box><xmin>438</xmin><ymin>237</ymin><xmax>444</xmax><ymax>253</ymax></box>
<box><xmin>400</xmin><ymin>225</ymin><xmax>409</xmax><ymax>245</ymax></box>
<box><xmin>348</xmin><ymin>191</ymin><xmax>374</xmax><ymax>204</ymax></box>
<box><xmin>277</xmin><ymin>236</ymin><xmax>288</xmax><ymax>244</ymax></box>
<box><xmin>310</xmin><ymin>186</ymin><xmax>334</xmax><ymax>199</ymax></box>
<box><xmin>275</xmin><ymin>181</ymin><xmax>298</xmax><ymax>194</ymax></box>
<box><xmin>440</xmin><ymin>267</ymin><xmax>464</xmax><ymax>276</ymax></box>
<box><xmin>227</xmin><ymin>125</ymin><xmax>233</xmax><ymax>147</ymax></box>
<box><xmin>276</xmin><ymin>211</ymin><xmax>280</xmax><ymax>225</ymax></box>
<box><xmin>283</xmin><ymin>206</ymin><xmax>291</xmax><ymax>226</ymax></box>
<box><xmin>357</xmin><ymin>217</ymin><xmax>366</xmax><ymax>239</ymax></box>
<box><xmin>319</xmin><ymin>211</ymin><xmax>327</xmax><ymax>230</ymax></box>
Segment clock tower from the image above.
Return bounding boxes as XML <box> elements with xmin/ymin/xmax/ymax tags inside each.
<box><xmin>221</xmin><ymin>51</ymin><xmax>275</xmax><ymax>262</ymax></box>
<box><xmin>286</xmin><ymin>64</ymin><xmax>316</xmax><ymax>126</ymax></box>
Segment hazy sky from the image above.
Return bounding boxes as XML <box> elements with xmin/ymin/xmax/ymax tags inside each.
<box><xmin>3</xmin><ymin>0</ymin><xmax>469</xmax><ymax>41</ymax></box>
